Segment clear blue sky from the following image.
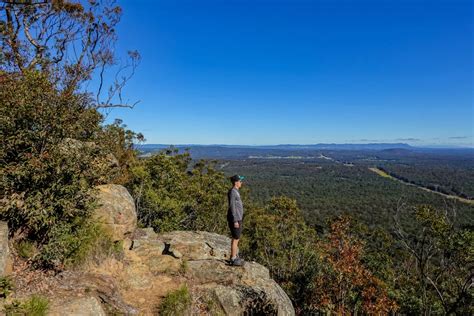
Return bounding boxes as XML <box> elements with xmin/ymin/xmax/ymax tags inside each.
<box><xmin>103</xmin><ymin>0</ymin><xmax>473</xmax><ymax>147</ymax></box>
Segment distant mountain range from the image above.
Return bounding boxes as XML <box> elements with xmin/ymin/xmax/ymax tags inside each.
<box><xmin>137</xmin><ymin>143</ymin><xmax>419</xmax><ymax>159</ymax></box>
<box><xmin>136</xmin><ymin>143</ymin><xmax>474</xmax><ymax>160</ymax></box>
<box><xmin>138</xmin><ymin>143</ymin><xmax>413</xmax><ymax>151</ymax></box>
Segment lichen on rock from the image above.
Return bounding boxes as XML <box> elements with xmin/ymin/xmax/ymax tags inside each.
<box><xmin>93</xmin><ymin>184</ymin><xmax>137</xmax><ymax>241</ymax></box>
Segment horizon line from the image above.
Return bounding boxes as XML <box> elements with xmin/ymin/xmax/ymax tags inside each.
<box><xmin>137</xmin><ymin>142</ymin><xmax>474</xmax><ymax>149</ymax></box>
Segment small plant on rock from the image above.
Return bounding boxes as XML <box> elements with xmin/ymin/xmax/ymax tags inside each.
<box><xmin>158</xmin><ymin>285</ymin><xmax>192</xmax><ymax>315</ymax></box>
<box><xmin>15</xmin><ymin>240</ymin><xmax>38</xmax><ymax>260</ymax></box>
<box><xmin>4</xmin><ymin>295</ymin><xmax>49</xmax><ymax>316</ymax></box>
<box><xmin>179</xmin><ymin>259</ymin><xmax>189</xmax><ymax>275</ymax></box>
<box><xmin>0</xmin><ymin>277</ymin><xmax>14</xmax><ymax>298</ymax></box>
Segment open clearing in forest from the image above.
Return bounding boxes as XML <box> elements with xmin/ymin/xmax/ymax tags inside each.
<box><xmin>368</xmin><ymin>167</ymin><xmax>474</xmax><ymax>205</ymax></box>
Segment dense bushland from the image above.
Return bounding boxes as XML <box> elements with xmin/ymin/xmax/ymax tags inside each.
<box><xmin>126</xmin><ymin>150</ymin><xmax>472</xmax><ymax>314</ymax></box>
<box><xmin>0</xmin><ymin>71</ymin><xmax>140</xmax><ymax>268</ymax></box>
<box><xmin>1</xmin><ymin>0</ymin><xmax>142</xmax><ymax>269</ymax></box>
<box><xmin>221</xmin><ymin>159</ymin><xmax>474</xmax><ymax>229</ymax></box>
<box><xmin>127</xmin><ymin>149</ymin><xmax>228</xmax><ymax>234</ymax></box>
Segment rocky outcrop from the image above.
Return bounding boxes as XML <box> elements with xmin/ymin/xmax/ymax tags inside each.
<box><xmin>187</xmin><ymin>258</ymin><xmax>293</xmax><ymax>315</ymax></box>
<box><xmin>159</xmin><ymin>230</ymin><xmax>230</xmax><ymax>260</ymax></box>
<box><xmin>49</xmin><ymin>297</ymin><xmax>106</xmax><ymax>316</ymax></box>
<box><xmin>119</xmin><ymin>229</ymin><xmax>294</xmax><ymax>315</ymax></box>
<box><xmin>6</xmin><ymin>186</ymin><xmax>295</xmax><ymax>315</ymax></box>
<box><xmin>0</xmin><ymin>221</ymin><xmax>10</xmax><ymax>276</ymax></box>
<box><xmin>93</xmin><ymin>184</ymin><xmax>137</xmax><ymax>241</ymax></box>
<box><xmin>39</xmin><ymin>229</ymin><xmax>294</xmax><ymax>315</ymax></box>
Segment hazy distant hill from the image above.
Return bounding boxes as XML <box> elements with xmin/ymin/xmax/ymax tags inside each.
<box><xmin>250</xmin><ymin>143</ymin><xmax>414</xmax><ymax>150</ymax></box>
<box><xmin>137</xmin><ymin>143</ymin><xmax>417</xmax><ymax>159</ymax></box>
<box><xmin>139</xmin><ymin>143</ymin><xmax>413</xmax><ymax>150</ymax></box>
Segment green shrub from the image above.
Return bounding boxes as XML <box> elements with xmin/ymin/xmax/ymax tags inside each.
<box><xmin>4</xmin><ymin>295</ymin><xmax>49</xmax><ymax>316</ymax></box>
<box><xmin>158</xmin><ymin>285</ymin><xmax>192</xmax><ymax>316</ymax></box>
<box><xmin>241</xmin><ymin>196</ymin><xmax>317</xmax><ymax>307</ymax></box>
<box><xmin>37</xmin><ymin>221</ymin><xmax>117</xmax><ymax>269</ymax></box>
<box><xmin>128</xmin><ymin>149</ymin><xmax>228</xmax><ymax>234</ymax></box>
<box><xmin>112</xmin><ymin>240</ymin><xmax>125</xmax><ymax>257</ymax></box>
<box><xmin>15</xmin><ymin>240</ymin><xmax>38</xmax><ymax>260</ymax></box>
<box><xmin>0</xmin><ymin>277</ymin><xmax>14</xmax><ymax>298</ymax></box>
<box><xmin>0</xmin><ymin>72</ymin><xmax>139</xmax><ymax>269</ymax></box>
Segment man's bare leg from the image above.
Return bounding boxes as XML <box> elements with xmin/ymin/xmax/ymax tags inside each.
<box><xmin>231</xmin><ymin>238</ymin><xmax>239</xmax><ymax>259</ymax></box>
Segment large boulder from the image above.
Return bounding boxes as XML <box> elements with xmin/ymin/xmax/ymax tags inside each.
<box><xmin>93</xmin><ymin>184</ymin><xmax>137</xmax><ymax>241</ymax></box>
<box><xmin>155</xmin><ymin>230</ymin><xmax>295</xmax><ymax>315</ymax></box>
<box><xmin>49</xmin><ymin>297</ymin><xmax>106</xmax><ymax>316</ymax></box>
<box><xmin>186</xmin><ymin>259</ymin><xmax>294</xmax><ymax>315</ymax></box>
<box><xmin>0</xmin><ymin>221</ymin><xmax>10</xmax><ymax>276</ymax></box>
<box><xmin>159</xmin><ymin>230</ymin><xmax>230</xmax><ymax>260</ymax></box>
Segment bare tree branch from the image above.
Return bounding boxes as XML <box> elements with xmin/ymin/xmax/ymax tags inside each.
<box><xmin>1</xmin><ymin>0</ymin><xmax>140</xmax><ymax>109</ymax></box>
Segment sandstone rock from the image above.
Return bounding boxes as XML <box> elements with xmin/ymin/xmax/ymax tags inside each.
<box><xmin>168</xmin><ymin>246</ymin><xmax>183</xmax><ymax>259</ymax></box>
<box><xmin>159</xmin><ymin>231</ymin><xmax>230</xmax><ymax>261</ymax></box>
<box><xmin>186</xmin><ymin>260</ymin><xmax>270</xmax><ymax>286</ymax></box>
<box><xmin>161</xmin><ymin>232</ymin><xmax>295</xmax><ymax>315</ymax></box>
<box><xmin>130</xmin><ymin>228</ymin><xmax>165</xmax><ymax>257</ymax></box>
<box><xmin>0</xmin><ymin>221</ymin><xmax>9</xmax><ymax>276</ymax></box>
<box><xmin>93</xmin><ymin>184</ymin><xmax>137</xmax><ymax>241</ymax></box>
<box><xmin>10</xmin><ymin>229</ymin><xmax>294</xmax><ymax>315</ymax></box>
<box><xmin>149</xmin><ymin>255</ymin><xmax>181</xmax><ymax>275</ymax></box>
<box><xmin>104</xmin><ymin>153</ymin><xmax>120</xmax><ymax>168</ymax></box>
<box><xmin>260</xmin><ymin>280</ymin><xmax>296</xmax><ymax>316</ymax></box>
<box><xmin>211</xmin><ymin>285</ymin><xmax>280</xmax><ymax>316</ymax></box>
<box><xmin>55</xmin><ymin>271</ymin><xmax>138</xmax><ymax>315</ymax></box>
<box><xmin>133</xmin><ymin>227</ymin><xmax>158</xmax><ymax>240</ymax></box>
<box><xmin>213</xmin><ymin>285</ymin><xmax>242</xmax><ymax>316</ymax></box>
<box><xmin>122</xmin><ymin>262</ymin><xmax>154</xmax><ymax>290</ymax></box>
<box><xmin>49</xmin><ymin>296</ymin><xmax>106</xmax><ymax>316</ymax></box>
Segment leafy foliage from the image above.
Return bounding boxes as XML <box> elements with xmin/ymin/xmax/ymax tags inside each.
<box><xmin>1</xmin><ymin>3</ymin><xmax>471</xmax><ymax>315</ymax></box>
<box><xmin>99</xmin><ymin>118</ymin><xmax>144</xmax><ymax>185</ymax></box>
<box><xmin>130</xmin><ymin>151</ymin><xmax>473</xmax><ymax>314</ymax></box>
<box><xmin>310</xmin><ymin>216</ymin><xmax>398</xmax><ymax>314</ymax></box>
<box><xmin>37</xmin><ymin>220</ymin><xmax>118</xmax><ymax>269</ymax></box>
<box><xmin>393</xmin><ymin>206</ymin><xmax>473</xmax><ymax>314</ymax></box>
<box><xmin>379</xmin><ymin>160</ymin><xmax>474</xmax><ymax>199</ymax></box>
<box><xmin>0</xmin><ymin>277</ymin><xmax>14</xmax><ymax>299</ymax></box>
<box><xmin>241</xmin><ymin>196</ymin><xmax>317</xmax><ymax>308</ymax></box>
<box><xmin>0</xmin><ymin>71</ymin><xmax>135</xmax><ymax>269</ymax></box>
<box><xmin>128</xmin><ymin>149</ymin><xmax>228</xmax><ymax>233</ymax></box>
<box><xmin>15</xmin><ymin>239</ymin><xmax>37</xmax><ymax>260</ymax></box>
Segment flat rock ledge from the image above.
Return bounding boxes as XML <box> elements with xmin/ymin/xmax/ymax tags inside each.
<box><xmin>154</xmin><ymin>230</ymin><xmax>295</xmax><ymax>316</ymax></box>
<box><xmin>46</xmin><ymin>229</ymin><xmax>295</xmax><ymax>315</ymax></box>
<box><xmin>3</xmin><ymin>227</ymin><xmax>295</xmax><ymax>315</ymax></box>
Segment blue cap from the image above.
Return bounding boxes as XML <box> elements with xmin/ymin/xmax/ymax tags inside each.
<box><xmin>230</xmin><ymin>175</ymin><xmax>245</xmax><ymax>182</ymax></box>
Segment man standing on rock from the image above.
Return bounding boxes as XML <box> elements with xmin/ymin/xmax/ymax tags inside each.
<box><xmin>227</xmin><ymin>175</ymin><xmax>245</xmax><ymax>266</ymax></box>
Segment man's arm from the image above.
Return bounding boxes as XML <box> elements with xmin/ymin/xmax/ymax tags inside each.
<box><xmin>229</xmin><ymin>189</ymin><xmax>240</xmax><ymax>226</ymax></box>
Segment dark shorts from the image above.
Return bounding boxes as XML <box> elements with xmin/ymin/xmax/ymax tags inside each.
<box><xmin>228</xmin><ymin>220</ymin><xmax>243</xmax><ymax>240</ymax></box>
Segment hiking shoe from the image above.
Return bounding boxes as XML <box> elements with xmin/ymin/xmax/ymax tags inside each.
<box><xmin>230</xmin><ymin>257</ymin><xmax>244</xmax><ymax>266</ymax></box>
